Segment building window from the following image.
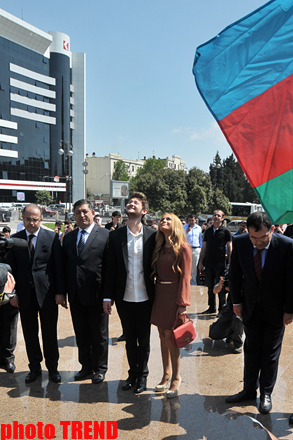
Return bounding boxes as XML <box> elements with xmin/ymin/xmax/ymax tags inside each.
<box><xmin>132</xmin><ymin>166</ymin><xmax>134</xmax><ymax>172</ymax></box>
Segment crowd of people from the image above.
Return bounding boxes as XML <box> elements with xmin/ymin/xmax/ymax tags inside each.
<box><xmin>0</xmin><ymin>193</ymin><xmax>293</xmax><ymax>421</ymax></box>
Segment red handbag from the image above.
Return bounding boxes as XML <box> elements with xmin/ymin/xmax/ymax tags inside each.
<box><xmin>172</xmin><ymin>314</ymin><xmax>196</xmax><ymax>348</ymax></box>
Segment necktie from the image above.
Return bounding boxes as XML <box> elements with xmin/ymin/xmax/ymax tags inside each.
<box><xmin>28</xmin><ymin>234</ymin><xmax>35</xmax><ymax>261</ymax></box>
<box><xmin>254</xmin><ymin>249</ymin><xmax>262</xmax><ymax>281</ymax></box>
<box><xmin>77</xmin><ymin>230</ymin><xmax>86</xmax><ymax>256</ymax></box>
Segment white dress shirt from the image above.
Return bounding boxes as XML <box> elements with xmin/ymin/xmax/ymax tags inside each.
<box><xmin>123</xmin><ymin>225</ymin><xmax>148</xmax><ymax>303</ymax></box>
<box><xmin>183</xmin><ymin>223</ymin><xmax>202</xmax><ymax>248</ymax></box>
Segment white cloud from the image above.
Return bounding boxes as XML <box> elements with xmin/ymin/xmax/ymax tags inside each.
<box><xmin>171</xmin><ymin>126</ymin><xmax>191</xmax><ymax>134</ymax></box>
<box><xmin>190</xmin><ymin>121</ymin><xmax>226</xmax><ymax>147</ymax></box>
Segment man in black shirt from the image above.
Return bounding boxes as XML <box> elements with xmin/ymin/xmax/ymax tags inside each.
<box><xmin>105</xmin><ymin>211</ymin><xmax>121</xmax><ymax>231</ymax></box>
<box><xmin>198</xmin><ymin>210</ymin><xmax>232</xmax><ymax>314</ymax></box>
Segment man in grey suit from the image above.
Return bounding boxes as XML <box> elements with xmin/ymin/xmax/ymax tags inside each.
<box><xmin>7</xmin><ymin>204</ymin><xmax>66</xmax><ymax>383</ymax></box>
<box><xmin>103</xmin><ymin>192</ymin><xmax>156</xmax><ymax>394</ymax></box>
<box><xmin>63</xmin><ymin>199</ymin><xmax>109</xmax><ymax>384</ymax></box>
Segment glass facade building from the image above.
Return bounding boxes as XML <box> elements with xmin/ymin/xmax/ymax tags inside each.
<box><xmin>0</xmin><ymin>9</ymin><xmax>85</xmax><ymax>203</ymax></box>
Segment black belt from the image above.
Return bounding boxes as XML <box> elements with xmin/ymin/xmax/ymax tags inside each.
<box><xmin>191</xmin><ymin>246</ymin><xmax>200</xmax><ymax>249</ymax></box>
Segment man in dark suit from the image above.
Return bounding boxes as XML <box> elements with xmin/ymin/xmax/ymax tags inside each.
<box><xmin>226</xmin><ymin>212</ymin><xmax>293</xmax><ymax>414</ymax></box>
<box><xmin>63</xmin><ymin>199</ymin><xmax>109</xmax><ymax>384</ymax></box>
<box><xmin>7</xmin><ymin>204</ymin><xmax>66</xmax><ymax>383</ymax></box>
<box><xmin>103</xmin><ymin>192</ymin><xmax>156</xmax><ymax>394</ymax></box>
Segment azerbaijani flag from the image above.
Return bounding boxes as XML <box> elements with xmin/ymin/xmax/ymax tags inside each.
<box><xmin>193</xmin><ymin>0</ymin><xmax>293</xmax><ymax>224</ymax></box>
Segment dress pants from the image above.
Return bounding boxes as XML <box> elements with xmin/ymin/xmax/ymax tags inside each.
<box><xmin>116</xmin><ymin>300</ymin><xmax>151</xmax><ymax>379</ymax></box>
<box><xmin>209</xmin><ymin>307</ymin><xmax>244</xmax><ymax>347</ymax></box>
<box><xmin>205</xmin><ymin>262</ymin><xmax>226</xmax><ymax>311</ymax></box>
<box><xmin>20</xmin><ymin>289</ymin><xmax>59</xmax><ymax>373</ymax></box>
<box><xmin>243</xmin><ymin>302</ymin><xmax>285</xmax><ymax>396</ymax></box>
<box><xmin>190</xmin><ymin>247</ymin><xmax>201</xmax><ymax>286</ymax></box>
<box><xmin>0</xmin><ymin>302</ymin><xmax>19</xmax><ymax>365</ymax></box>
<box><xmin>70</xmin><ymin>296</ymin><xmax>108</xmax><ymax>374</ymax></box>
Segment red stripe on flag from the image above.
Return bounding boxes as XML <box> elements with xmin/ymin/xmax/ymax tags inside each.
<box><xmin>219</xmin><ymin>73</ymin><xmax>293</xmax><ymax>188</ymax></box>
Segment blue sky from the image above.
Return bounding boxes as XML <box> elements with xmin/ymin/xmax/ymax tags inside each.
<box><xmin>2</xmin><ymin>0</ymin><xmax>265</xmax><ymax>171</ymax></box>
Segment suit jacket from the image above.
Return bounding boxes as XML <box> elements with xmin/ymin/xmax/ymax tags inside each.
<box><xmin>63</xmin><ymin>224</ymin><xmax>109</xmax><ymax>306</ymax></box>
<box><xmin>6</xmin><ymin>227</ymin><xmax>65</xmax><ymax>309</ymax></box>
<box><xmin>229</xmin><ymin>233</ymin><xmax>293</xmax><ymax>325</ymax></box>
<box><xmin>104</xmin><ymin>225</ymin><xmax>156</xmax><ymax>305</ymax></box>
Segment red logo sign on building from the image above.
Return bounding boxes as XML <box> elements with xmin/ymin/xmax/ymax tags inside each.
<box><xmin>63</xmin><ymin>41</ymin><xmax>69</xmax><ymax>51</ymax></box>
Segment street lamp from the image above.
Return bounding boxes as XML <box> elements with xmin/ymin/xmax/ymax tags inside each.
<box><xmin>99</xmin><ymin>173</ymin><xmax>108</xmax><ymax>199</ymax></box>
<box><xmin>59</xmin><ymin>140</ymin><xmax>73</xmax><ymax>212</ymax></box>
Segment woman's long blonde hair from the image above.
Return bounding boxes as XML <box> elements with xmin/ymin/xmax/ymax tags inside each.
<box><xmin>151</xmin><ymin>213</ymin><xmax>188</xmax><ymax>277</ymax></box>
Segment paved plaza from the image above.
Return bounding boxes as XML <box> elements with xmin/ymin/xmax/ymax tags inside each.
<box><xmin>0</xmin><ymin>280</ymin><xmax>293</xmax><ymax>439</ymax></box>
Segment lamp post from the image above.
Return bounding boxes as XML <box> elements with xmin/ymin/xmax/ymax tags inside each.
<box><xmin>100</xmin><ymin>173</ymin><xmax>108</xmax><ymax>199</ymax></box>
<box><xmin>58</xmin><ymin>140</ymin><xmax>73</xmax><ymax>212</ymax></box>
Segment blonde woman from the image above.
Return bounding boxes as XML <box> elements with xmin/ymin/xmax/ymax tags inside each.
<box><xmin>150</xmin><ymin>213</ymin><xmax>192</xmax><ymax>398</ymax></box>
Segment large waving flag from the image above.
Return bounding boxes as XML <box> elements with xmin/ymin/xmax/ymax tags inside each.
<box><xmin>193</xmin><ymin>0</ymin><xmax>293</xmax><ymax>224</ymax></box>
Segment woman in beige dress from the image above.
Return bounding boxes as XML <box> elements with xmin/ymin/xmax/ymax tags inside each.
<box><xmin>151</xmin><ymin>213</ymin><xmax>192</xmax><ymax>398</ymax></box>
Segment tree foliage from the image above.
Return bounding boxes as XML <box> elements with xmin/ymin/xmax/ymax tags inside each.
<box><xmin>130</xmin><ymin>160</ymin><xmax>230</xmax><ymax>215</ymax></box>
<box><xmin>209</xmin><ymin>152</ymin><xmax>258</xmax><ymax>203</ymax></box>
<box><xmin>128</xmin><ymin>154</ymin><xmax>257</xmax><ymax>216</ymax></box>
<box><xmin>136</xmin><ymin>157</ymin><xmax>165</xmax><ymax>176</ymax></box>
<box><xmin>112</xmin><ymin>159</ymin><xmax>129</xmax><ymax>181</ymax></box>
<box><xmin>35</xmin><ymin>190</ymin><xmax>52</xmax><ymax>206</ymax></box>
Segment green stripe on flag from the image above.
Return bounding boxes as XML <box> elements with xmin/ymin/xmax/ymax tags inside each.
<box><xmin>255</xmin><ymin>168</ymin><xmax>293</xmax><ymax>224</ymax></box>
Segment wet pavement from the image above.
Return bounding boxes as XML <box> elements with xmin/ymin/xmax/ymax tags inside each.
<box><xmin>0</xmin><ymin>283</ymin><xmax>293</xmax><ymax>440</ymax></box>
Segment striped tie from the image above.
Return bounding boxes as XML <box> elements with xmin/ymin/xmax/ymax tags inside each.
<box><xmin>254</xmin><ymin>249</ymin><xmax>262</xmax><ymax>281</ymax></box>
<box><xmin>77</xmin><ymin>230</ymin><xmax>86</xmax><ymax>256</ymax></box>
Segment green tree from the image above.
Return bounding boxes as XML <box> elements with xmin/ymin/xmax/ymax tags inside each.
<box><xmin>112</xmin><ymin>159</ymin><xmax>129</xmax><ymax>181</ymax></box>
<box><xmin>130</xmin><ymin>170</ymin><xmax>169</xmax><ymax>212</ymax></box>
<box><xmin>207</xmin><ymin>187</ymin><xmax>231</xmax><ymax>215</ymax></box>
<box><xmin>209</xmin><ymin>152</ymin><xmax>259</xmax><ymax>203</ymax></box>
<box><xmin>35</xmin><ymin>190</ymin><xmax>52</xmax><ymax>206</ymax></box>
<box><xmin>136</xmin><ymin>157</ymin><xmax>166</xmax><ymax>176</ymax></box>
<box><xmin>209</xmin><ymin>151</ymin><xmax>223</xmax><ymax>191</ymax></box>
<box><xmin>186</xmin><ymin>167</ymin><xmax>213</xmax><ymax>214</ymax></box>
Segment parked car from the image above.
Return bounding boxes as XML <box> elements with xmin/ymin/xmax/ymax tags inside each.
<box><xmin>48</xmin><ymin>204</ymin><xmax>65</xmax><ymax>211</ymax></box>
<box><xmin>42</xmin><ymin>207</ymin><xmax>56</xmax><ymax>217</ymax></box>
<box><xmin>226</xmin><ymin>220</ymin><xmax>243</xmax><ymax>233</ymax></box>
<box><xmin>0</xmin><ymin>204</ymin><xmax>14</xmax><ymax>211</ymax></box>
<box><xmin>145</xmin><ymin>214</ymin><xmax>159</xmax><ymax>227</ymax></box>
<box><xmin>67</xmin><ymin>212</ymin><xmax>75</xmax><ymax>222</ymax></box>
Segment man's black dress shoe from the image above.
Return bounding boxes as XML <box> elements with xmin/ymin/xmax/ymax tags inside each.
<box><xmin>92</xmin><ymin>372</ymin><xmax>105</xmax><ymax>384</ymax></box>
<box><xmin>289</xmin><ymin>413</ymin><xmax>293</xmax><ymax>424</ymax></box>
<box><xmin>74</xmin><ymin>369</ymin><xmax>93</xmax><ymax>381</ymax></box>
<box><xmin>25</xmin><ymin>369</ymin><xmax>42</xmax><ymax>384</ymax></box>
<box><xmin>5</xmin><ymin>362</ymin><xmax>16</xmax><ymax>373</ymax></box>
<box><xmin>134</xmin><ymin>377</ymin><xmax>147</xmax><ymax>394</ymax></box>
<box><xmin>122</xmin><ymin>375</ymin><xmax>137</xmax><ymax>391</ymax></box>
<box><xmin>117</xmin><ymin>334</ymin><xmax>126</xmax><ymax>342</ymax></box>
<box><xmin>49</xmin><ymin>371</ymin><xmax>61</xmax><ymax>383</ymax></box>
<box><xmin>259</xmin><ymin>394</ymin><xmax>272</xmax><ymax>414</ymax></box>
<box><xmin>225</xmin><ymin>389</ymin><xmax>256</xmax><ymax>403</ymax></box>
<box><xmin>201</xmin><ymin>307</ymin><xmax>216</xmax><ymax>314</ymax></box>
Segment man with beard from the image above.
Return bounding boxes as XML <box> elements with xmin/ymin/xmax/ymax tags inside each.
<box><xmin>103</xmin><ymin>192</ymin><xmax>156</xmax><ymax>394</ymax></box>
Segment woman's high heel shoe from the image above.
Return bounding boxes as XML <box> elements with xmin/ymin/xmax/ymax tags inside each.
<box><xmin>166</xmin><ymin>376</ymin><xmax>181</xmax><ymax>399</ymax></box>
<box><xmin>155</xmin><ymin>376</ymin><xmax>171</xmax><ymax>392</ymax></box>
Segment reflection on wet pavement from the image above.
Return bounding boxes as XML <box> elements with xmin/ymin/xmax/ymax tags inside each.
<box><xmin>0</xmin><ymin>286</ymin><xmax>292</xmax><ymax>439</ymax></box>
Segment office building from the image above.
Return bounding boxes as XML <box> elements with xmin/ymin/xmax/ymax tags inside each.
<box><xmin>0</xmin><ymin>8</ymin><xmax>85</xmax><ymax>203</ymax></box>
